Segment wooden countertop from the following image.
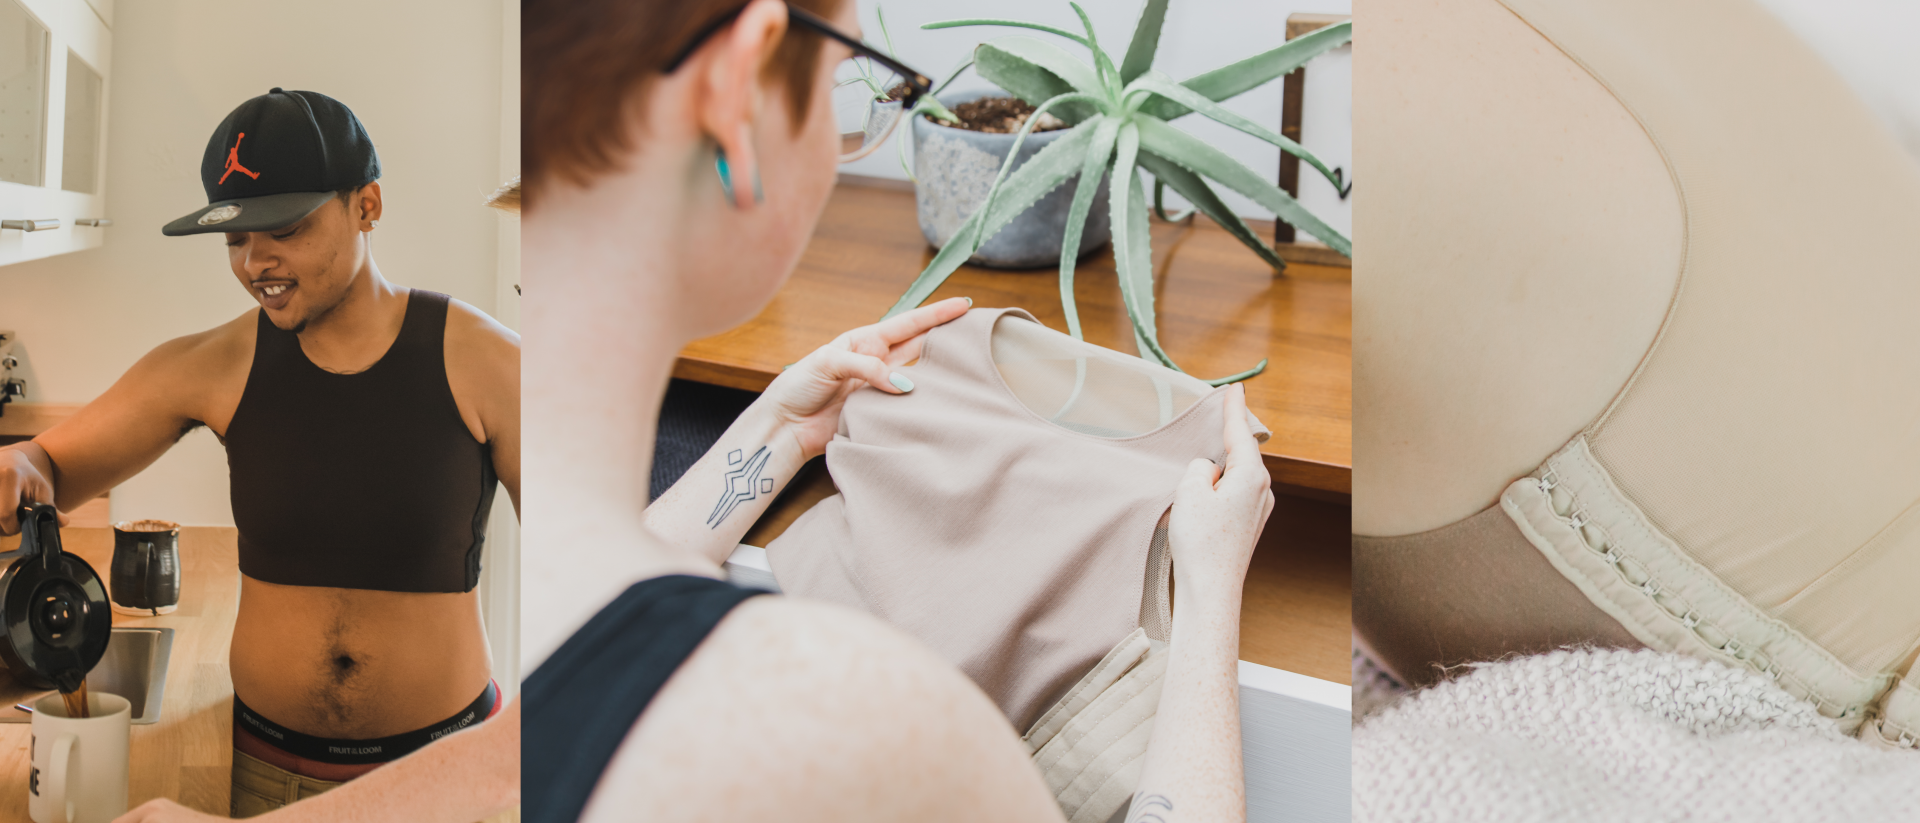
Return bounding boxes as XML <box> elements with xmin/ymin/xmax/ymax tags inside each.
<box><xmin>0</xmin><ymin>527</ymin><xmax>239</xmax><ymax>817</ymax></box>
<box><xmin>744</xmin><ymin>465</ymin><xmax>1352</xmax><ymax>685</ymax></box>
<box><xmin>676</xmin><ymin>181</ymin><xmax>1352</xmax><ymax>501</ymax></box>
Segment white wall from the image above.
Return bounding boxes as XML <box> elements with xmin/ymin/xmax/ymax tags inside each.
<box><xmin>1751</xmin><ymin>0</ymin><xmax>1920</xmax><ymax>167</ymax></box>
<box><xmin>0</xmin><ymin>0</ymin><xmax>515</xmax><ymax>527</ymax></box>
<box><xmin>482</xmin><ymin>0</ymin><xmax>522</xmax><ymax>696</ymax></box>
<box><xmin>841</xmin><ymin>0</ymin><xmax>1353</xmax><ymax>242</ymax></box>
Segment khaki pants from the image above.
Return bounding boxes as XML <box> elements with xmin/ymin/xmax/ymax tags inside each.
<box><xmin>232</xmin><ymin>748</ymin><xmax>520</xmax><ymax>822</ymax></box>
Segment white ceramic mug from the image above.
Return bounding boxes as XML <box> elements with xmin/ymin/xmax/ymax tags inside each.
<box><xmin>28</xmin><ymin>691</ymin><xmax>130</xmax><ymax>823</ymax></box>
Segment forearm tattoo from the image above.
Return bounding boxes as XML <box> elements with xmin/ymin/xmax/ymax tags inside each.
<box><xmin>707</xmin><ymin>446</ymin><xmax>774</xmax><ymax>528</ymax></box>
<box><xmin>1128</xmin><ymin>793</ymin><xmax>1173</xmax><ymax>823</ymax></box>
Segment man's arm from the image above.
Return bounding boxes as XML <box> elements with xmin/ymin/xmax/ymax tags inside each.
<box><xmin>445</xmin><ymin>298</ymin><xmax>520</xmax><ymax>517</ymax></box>
<box><xmin>0</xmin><ymin>442</ymin><xmax>66</xmax><ymax>533</ymax></box>
<box><xmin>2</xmin><ymin>316</ymin><xmax>250</xmax><ymax>533</ymax></box>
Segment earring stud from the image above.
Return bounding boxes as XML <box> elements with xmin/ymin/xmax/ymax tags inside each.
<box><xmin>715</xmin><ymin>148</ymin><xmax>763</xmax><ymax>208</ymax></box>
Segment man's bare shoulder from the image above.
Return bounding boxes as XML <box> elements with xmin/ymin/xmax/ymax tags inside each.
<box><xmin>440</xmin><ymin>298</ymin><xmax>517</xmax><ymax>446</ymax></box>
<box><xmin>129</xmin><ymin>309</ymin><xmax>256</xmax><ymax>386</ymax></box>
<box><xmin>444</xmin><ymin>297</ymin><xmax>519</xmax><ymax>352</ymax></box>
<box><xmin>33</xmin><ymin>310</ymin><xmax>257</xmax><ymax>480</ymax></box>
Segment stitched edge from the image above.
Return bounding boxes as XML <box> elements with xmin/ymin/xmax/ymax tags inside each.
<box><xmin>1025</xmin><ymin>628</ymin><xmax>1152</xmax><ymax>754</ymax></box>
<box><xmin>1062</xmin><ymin>716</ymin><xmax>1158</xmax><ymax>823</ymax></box>
<box><xmin>1040</xmin><ymin>648</ymin><xmax>1169</xmax><ymax>813</ymax></box>
<box><xmin>1871</xmin><ymin>677</ymin><xmax>1920</xmax><ymax>750</ymax></box>
<box><xmin>1502</xmin><ymin>435</ymin><xmax>1893</xmax><ymax>734</ymax></box>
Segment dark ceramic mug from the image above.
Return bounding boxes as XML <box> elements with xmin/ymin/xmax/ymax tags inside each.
<box><xmin>110</xmin><ymin>520</ymin><xmax>180</xmax><ymax>616</ymax></box>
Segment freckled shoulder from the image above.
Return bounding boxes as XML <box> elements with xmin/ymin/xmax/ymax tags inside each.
<box><xmin>587</xmin><ymin>597</ymin><xmax>1063</xmax><ymax>823</ymax></box>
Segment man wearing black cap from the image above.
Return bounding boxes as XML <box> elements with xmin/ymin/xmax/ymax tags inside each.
<box><xmin>0</xmin><ymin>89</ymin><xmax>520</xmax><ymax>819</ymax></box>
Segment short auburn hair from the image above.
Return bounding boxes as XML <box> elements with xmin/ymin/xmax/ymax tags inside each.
<box><xmin>523</xmin><ymin>0</ymin><xmax>846</xmax><ymax>204</ymax></box>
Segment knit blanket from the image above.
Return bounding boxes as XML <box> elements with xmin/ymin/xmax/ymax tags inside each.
<box><xmin>1352</xmin><ymin>647</ymin><xmax>1920</xmax><ymax>822</ymax></box>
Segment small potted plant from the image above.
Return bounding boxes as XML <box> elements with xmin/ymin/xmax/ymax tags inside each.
<box><xmin>884</xmin><ymin>1</ymin><xmax>1353</xmax><ymax>384</ymax></box>
<box><xmin>911</xmin><ymin>89</ymin><xmax>1112</xmax><ymax>269</ymax></box>
<box><xmin>845</xmin><ymin>9</ymin><xmax>1110</xmax><ymax>269</ymax></box>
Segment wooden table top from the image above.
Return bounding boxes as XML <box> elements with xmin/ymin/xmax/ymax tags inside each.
<box><xmin>677</xmin><ymin>181</ymin><xmax>1352</xmax><ymax>500</ymax></box>
<box><xmin>0</xmin><ymin>527</ymin><xmax>239</xmax><ymax>817</ymax></box>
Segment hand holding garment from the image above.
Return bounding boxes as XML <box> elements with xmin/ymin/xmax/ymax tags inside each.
<box><xmin>767</xmin><ymin>308</ymin><xmax>1268</xmax><ymax>819</ymax></box>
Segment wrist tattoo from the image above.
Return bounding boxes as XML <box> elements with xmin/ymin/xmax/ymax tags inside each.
<box><xmin>707</xmin><ymin>446</ymin><xmax>774</xmax><ymax>528</ymax></box>
<box><xmin>1128</xmin><ymin>793</ymin><xmax>1173</xmax><ymax>823</ymax></box>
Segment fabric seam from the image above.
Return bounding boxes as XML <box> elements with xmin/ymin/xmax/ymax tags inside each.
<box><xmin>1494</xmin><ymin>0</ymin><xmax>1693</xmax><ymax>439</ymax></box>
<box><xmin>1503</xmin><ymin>436</ymin><xmax>1895</xmax><ymax>732</ymax></box>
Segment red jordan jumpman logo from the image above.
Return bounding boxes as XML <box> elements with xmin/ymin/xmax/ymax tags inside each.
<box><xmin>220</xmin><ymin>132</ymin><xmax>260</xmax><ymax>184</ymax></box>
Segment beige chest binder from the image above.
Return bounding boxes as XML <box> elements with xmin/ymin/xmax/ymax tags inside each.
<box><xmin>768</xmin><ymin>307</ymin><xmax>1270</xmax><ymax>819</ymax></box>
<box><xmin>1416</xmin><ymin>0</ymin><xmax>1920</xmax><ymax>748</ymax></box>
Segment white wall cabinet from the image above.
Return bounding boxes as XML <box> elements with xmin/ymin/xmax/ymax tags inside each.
<box><xmin>0</xmin><ymin>0</ymin><xmax>111</xmax><ymax>267</ymax></box>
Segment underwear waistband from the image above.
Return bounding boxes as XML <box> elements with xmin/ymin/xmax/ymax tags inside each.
<box><xmin>233</xmin><ymin>679</ymin><xmax>499</xmax><ymax>766</ymax></box>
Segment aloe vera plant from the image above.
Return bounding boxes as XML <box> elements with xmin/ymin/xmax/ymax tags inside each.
<box><xmin>881</xmin><ymin>2</ymin><xmax>1353</xmax><ymax>385</ymax></box>
<box><xmin>844</xmin><ymin>7</ymin><xmax>965</xmax><ymax>151</ymax></box>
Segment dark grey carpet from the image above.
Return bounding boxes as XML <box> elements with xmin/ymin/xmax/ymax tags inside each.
<box><xmin>649</xmin><ymin>378</ymin><xmax>760</xmax><ymax>502</ymax></box>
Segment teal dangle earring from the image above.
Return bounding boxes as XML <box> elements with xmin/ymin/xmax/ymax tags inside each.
<box><xmin>715</xmin><ymin>147</ymin><xmax>764</xmax><ymax>208</ymax></box>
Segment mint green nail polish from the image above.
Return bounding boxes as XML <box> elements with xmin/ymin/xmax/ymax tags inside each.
<box><xmin>963</xmin><ymin>297</ymin><xmax>974</xmax><ymax>308</ymax></box>
<box><xmin>888</xmin><ymin>372</ymin><xmax>915</xmax><ymax>393</ymax></box>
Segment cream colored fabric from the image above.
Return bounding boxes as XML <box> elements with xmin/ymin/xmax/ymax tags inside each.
<box><xmin>1876</xmin><ymin>678</ymin><xmax>1920</xmax><ymax>750</ymax></box>
<box><xmin>1350</xmin><ymin>0</ymin><xmax>1683</xmax><ymax>536</ymax></box>
<box><xmin>1506</xmin><ymin>438</ymin><xmax>1897</xmax><ymax>730</ymax></box>
<box><xmin>232</xmin><ymin>749</ymin><xmax>342</xmax><ymax>817</ymax></box>
<box><xmin>1024</xmin><ymin>628</ymin><xmax>1169</xmax><ymax>823</ymax></box>
<box><xmin>1481</xmin><ymin>0</ymin><xmax>1920</xmax><ymax>744</ymax></box>
<box><xmin>767</xmin><ymin>307</ymin><xmax>1266</xmax><ymax>731</ymax></box>
<box><xmin>231</xmin><ymin>749</ymin><xmax>521</xmax><ymax>821</ymax></box>
<box><xmin>1353</xmin><ymin>502</ymin><xmax>1643</xmax><ymax>688</ymax></box>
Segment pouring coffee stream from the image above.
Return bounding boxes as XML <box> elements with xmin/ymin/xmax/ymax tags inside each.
<box><xmin>62</xmin><ymin>678</ymin><xmax>89</xmax><ymax>719</ymax></box>
<box><xmin>0</xmin><ymin>504</ymin><xmax>111</xmax><ymax>718</ymax></box>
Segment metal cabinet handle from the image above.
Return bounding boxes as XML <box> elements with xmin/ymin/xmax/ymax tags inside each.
<box><xmin>75</xmin><ymin>218</ymin><xmax>111</xmax><ymax>227</ymax></box>
<box><xmin>1</xmin><ymin>219</ymin><xmax>60</xmax><ymax>232</ymax></box>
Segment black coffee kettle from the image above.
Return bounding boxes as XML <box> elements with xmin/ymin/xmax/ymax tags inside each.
<box><xmin>0</xmin><ymin>504</ymin><xmax>110</xmax><ymax>691</ymax></box>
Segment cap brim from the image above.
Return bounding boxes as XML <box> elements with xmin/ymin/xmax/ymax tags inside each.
<box><xmin>162</xmin><ymin>191</ymin><xmax>337</xmax><ymax>236</ymax></box>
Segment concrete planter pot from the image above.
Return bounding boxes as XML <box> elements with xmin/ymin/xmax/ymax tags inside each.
<box><xmin>912</xmin><ymin>90</ymin><xmax>1111</xmax><ymax>269</ymax></box>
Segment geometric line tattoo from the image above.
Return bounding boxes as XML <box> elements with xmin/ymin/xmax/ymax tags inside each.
<box><xmin>707</xmin><ymin>446</ymin><xmax>774</xmax><ymax>528</ymax></box>
<box><xmin>1128</xmin><ymin>793</ymin><xmax>1173</xmax><ymax>823</ymax></box>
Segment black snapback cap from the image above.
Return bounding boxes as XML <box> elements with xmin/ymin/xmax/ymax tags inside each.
<box><xmin>163</xmin><ymin>88</ymin><xmax>380</xmax><ymax>236</ymax></box>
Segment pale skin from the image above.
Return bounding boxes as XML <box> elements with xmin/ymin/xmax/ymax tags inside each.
<box><xmin>524</xmin><ymin>2</ymin><xmax>1272</xmax><ymax>821</ymax></box>
<box><xmin>0</xmin><ymin>184</ymin><xmax>522</xmax><ymax>821</ymax></box>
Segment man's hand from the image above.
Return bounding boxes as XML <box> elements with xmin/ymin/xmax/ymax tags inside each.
<box><xmin>114</xmin><ymin>798</ymin><xmax>227</xmax><ymax>823</ymax></box>
<box><xmin>759</xmin><ymin>297</ymin><xmax>971</xmax><ymax>460</ymax></box>
<box><xmin>1166</xmin><ymin>384</ymin><xmax>1274</xmax><ymax>602</ymax></box>
<box><xmin>0</xmin><ymin>443</ymin><xmax>67</xmax><ymax>535</ymax></box>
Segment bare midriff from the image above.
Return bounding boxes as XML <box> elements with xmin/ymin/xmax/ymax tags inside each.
<box><xmin>230</xmin><ymin>575</ymin><xmax>492</xmax><ymax>740</ymax></box>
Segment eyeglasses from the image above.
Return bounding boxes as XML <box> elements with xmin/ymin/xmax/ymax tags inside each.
<box><xmin>663</xmin><ymin>4</ymin><xmax>934</xmax><ymax>163</ymax></box>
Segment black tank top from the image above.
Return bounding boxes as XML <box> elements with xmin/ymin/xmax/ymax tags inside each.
<box><xmin>523</xmin><ymin>575</ymin><xmax>767</xmax><ymax>823</ymax></box>
<box><xmin>226</xmin><ymin>289</ymin><xmax>496</xmax><ymax>593</ymax></box>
